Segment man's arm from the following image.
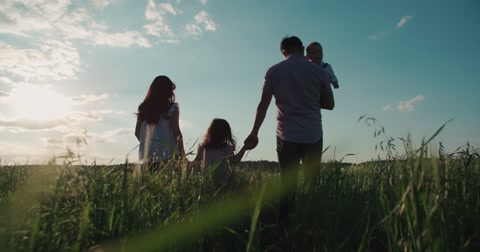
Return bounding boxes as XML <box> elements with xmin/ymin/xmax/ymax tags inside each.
<box><xmin>320</xmin><ymin>92</ymin><xmax>335</xmax><ymax>110</ymax></box>
<box><xmin>319</xmin><ymin>70</ymin><xmax>335</xmax><ymax>110</ymax></box>
<box><xmin>244</xmin><ymin>89</ymin><xmax>273</xmax><ymax>149</ymax></box>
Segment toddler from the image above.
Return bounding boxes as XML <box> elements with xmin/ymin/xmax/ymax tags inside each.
<box><xmin>306</xmin><ymin>41</ymin><xmax>339</xmax><ymax>89</ymax></box>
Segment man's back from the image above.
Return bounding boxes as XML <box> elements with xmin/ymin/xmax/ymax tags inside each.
<box><xmin>263</xmin><ymin>54</ymin><xmax>332</xmax><ymax>143</ymax></box>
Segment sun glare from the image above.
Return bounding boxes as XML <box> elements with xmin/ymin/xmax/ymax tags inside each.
<box><xmin>10</xmin><ymin>85</ymin><xmax>72</xmax><ymax>121</ymax></box>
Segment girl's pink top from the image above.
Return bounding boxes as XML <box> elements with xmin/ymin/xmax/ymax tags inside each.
<box><xmin>196</xmin><ymin>144</ymin><xmax>235</xmax><ymax>168</ymax></box>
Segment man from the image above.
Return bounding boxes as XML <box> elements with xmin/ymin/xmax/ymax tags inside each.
<box><xmin>244</xmin><ymin>35</ymin><xmax>335</xmax><ymax>226</ymax></box>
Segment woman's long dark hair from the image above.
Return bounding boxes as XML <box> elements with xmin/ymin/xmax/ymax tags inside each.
<box><xmin>201</xmin><ymin>118</ymin><xmax>236</xmax><ymax>149</ymax></box>
<box><xmin>136</xmin><ymin>75</ymin><xmax>176</xmax><ymax>124</ymax></box>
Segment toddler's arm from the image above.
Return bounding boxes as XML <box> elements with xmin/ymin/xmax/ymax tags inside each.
<box><xmin>326</xmin><ymin>64</ymin><xmax>339</xmax><ymax>89</ymax></box>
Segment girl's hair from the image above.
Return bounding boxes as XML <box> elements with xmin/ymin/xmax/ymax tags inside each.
<box><xmin>201</xmin><ymin>118</ymin><xmax>236</xmax><ymax>149</ymax></box>
<box><xmin>136</xmin><ymin>75</ymin><xmax>176</xmax><ymax>124</ymax></box>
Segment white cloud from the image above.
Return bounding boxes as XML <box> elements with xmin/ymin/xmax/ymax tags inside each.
<box><xmin>1</xmin><ymin>0</ymin><xmax>218</xmax><ymax>50</ymax></box>
<box><xmin>143</xmin><ymin>0</ymin><xmax>177</xmax><ymax>38</ymax></box>
<box><xmin>184</xmin><ymin>10</ymin><xmax>218</xmax><ymax>36</ymax></box>
<box><xmin>0</xmin><ymin>118</ymin><xmax>68</xmax><ymax>131</ymax></box>
<box><xmin>383</xmin><ymin>95</ymin><xmax>424</xmax><ymax>112</ymax></box>
<box><xmin>88</xmin><ymin>128</ymin><xmax>132</xmax><ymax>144</ymax></box>
<box><xmin>145</xmin><ymin>1</ymin><xmax>177</xmax><ymax>20</ymax></box>
<box><xmin>0</xmin><ymin>77</ymin><xmax>13</xmax><ymax>84</ymax></box>
<box><xmin>160</xmin><ymin>39</ymin><xmax>181</xmax><ymax>44</ymax></box>
<box><xmin>144</xmin><ymin>20</ymin><xmax>175</xmax><ymax>37</ymax></box>
<box><xmin>184</xmin><ymin>23</ymin><xmax>202</xmax><ymax>36</ymax></box>
<box><xmin>41</xmin><ymin>0</ymin><xmax>71</xmax><ymax>21</ymax></box>
<box><xmin>397</xmin><ymin>95</ymin><xmax>424</xmax><ymax>112</ymax></box>
<box><xmin>369</xmin><ymin>15</ymin><xmax>412</xmax><ymax>40</ymax></box>
<box><xmin>67</xmin><ymin>110</ymin><xmax>113</xmax><ymax>123</ymax></box>
<box><xmin>91</xmin><ymin>30</ymin><xmax>152</xmax><ymax>48</ymax></box>
<box><xmin>396</xmin><ymin>16</ymin><xmax>412</xmax><ymax>29</ymax></box>
<box><xmin>0</xmin><ymin>40</ymin><xmax>82</xmax><ymax>80</ymax></box>
<box><xmin>180</xmin><ymin>119</ymin><xmax>194</xmax><ymax>129</ymax></box>
<box><xmin>0</xmin><ymin>1</ymin><xmax>108</xmax><ymax>41</ymax></box>
<box><xmin>382</xmin><ymin>104</ymin><xmax>392</xmax><ymax>111</ymax></box>
<box><xmin>56</xmin><ymin>7</ymin><xmax>103</xmax><ymax>39</ymax></box>
<box><xmin>0</xmin><ymin>1</ymin><xmax>56</xmax><ymax>36</ymax></box>
<box><xmin>159</xmin><ymin>3</ymin><xmax>177</xmax><ymax>16</ymax></box>
<box><xmin>145</xmin><ymin>0</ymin><xmax>161</xmax><ymax>20</ymax></box>
<box><xmin>0</xmin><ymin>0</ymin><xmax>218</xmax><ymax>83</ymax></box>
<box><xmin>72</xmin><ymin>93</ymin><xmax>111</xmax><ymax>104</ymax></box>
<box><xmin>92</xmin><ymin>0</ymin><xmax>111</xmax><ymax>9</ymax></box>
<box><xmin>0</xmin><ymin>1</ymin><xmax>152</xmax><ymax>48</ymax></box>
<box><xmin>369</xmin><ymin>31</ymin><xmax>388</xmax><ymax>41</ymax></box>
<box><xmin>194</xmin><ymin>11</ymin><xmax>218</xmax><ymax>31</ymax></box>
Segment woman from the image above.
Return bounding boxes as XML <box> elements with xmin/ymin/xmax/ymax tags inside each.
<box><xmin>135</xmin><ymin>75</ymin><xmax>185</xmax><ymax>169</ymax></box>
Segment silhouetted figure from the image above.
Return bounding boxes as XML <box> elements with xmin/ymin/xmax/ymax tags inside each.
<box><xmin>192</xmin><ymin>118</ymin><xmax>252</xmax><ymax>187</ymax></box>
<box><xmin>135</xmin><ymin>75</ymin><xmax>186</xmax><ymax>172</ymax></box>
<box><xmin>244</xmin><ymin>36</ymin><xmax>335</xmax><ymax>239</ymax></box>
<box><xmin>306</xmin><ymin>41</ymin><xmax>340</xmax><ymax>89</ymax></box>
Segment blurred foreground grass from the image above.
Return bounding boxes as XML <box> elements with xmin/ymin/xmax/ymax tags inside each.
<box><xmin>1</xmin><ymin>118</ymin><xmax>479</xmax><ymax>251</ymax></box>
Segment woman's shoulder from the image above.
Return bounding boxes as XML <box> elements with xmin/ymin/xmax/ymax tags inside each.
<box><xmin>168</xmin><ymin>102</ymin><xmax>179</xmax><ymax>115</ymax></box>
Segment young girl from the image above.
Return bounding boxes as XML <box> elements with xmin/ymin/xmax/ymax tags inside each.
<box><xmin>193</xmin><ymin>118</ymin><xmax>250</xmax><ymax>185</ymax></box>
<box><xmin>135</xmin><ymin>75</ymin><xmax>185</xmax><ymax>168</ymax></box>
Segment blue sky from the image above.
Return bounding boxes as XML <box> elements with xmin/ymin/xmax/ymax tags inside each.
<box><xmin>1</xmin><ymin>0</ymin><xmax>479</xmax><ymax>165</ymax></box>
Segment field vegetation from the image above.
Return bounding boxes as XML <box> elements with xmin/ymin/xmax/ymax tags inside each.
<box><xmin>1</xmin><ymin>119</ymin><xmax>479</xmax><ymax>251</ymax></box>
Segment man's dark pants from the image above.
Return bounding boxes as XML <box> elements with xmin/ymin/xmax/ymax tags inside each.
<box><xmin>276</xmin><ymin>136</ymin><xmax>323</xmax><ymax>226</ymax></box>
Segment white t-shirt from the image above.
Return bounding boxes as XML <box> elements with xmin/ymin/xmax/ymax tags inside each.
<box><xmin>263</xmin><ymin>55</ymin><xmax>332</xmax><ymax>143</ymax></box>
<box><xmin>138</xmin><ymin>103</ymin><xmax>178</xmax><ymax>162</ymax></box>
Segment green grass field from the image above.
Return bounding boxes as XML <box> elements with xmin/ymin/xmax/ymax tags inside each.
<box><xmin>1</xmin><ymin>123</ymin><xmax>479</xmax><ymax>251</ymax></box>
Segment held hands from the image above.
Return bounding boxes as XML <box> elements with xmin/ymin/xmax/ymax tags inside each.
<box><xmin>244</xmin><ymin>134</ymin><xmax>259</xmax><ymax>150</ymax></box>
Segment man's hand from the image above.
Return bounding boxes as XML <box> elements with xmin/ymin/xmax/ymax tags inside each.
<box><xmin>244</xmin><ymin>134</ymin><xmax>259</xmax><ymax>150</ymax></box>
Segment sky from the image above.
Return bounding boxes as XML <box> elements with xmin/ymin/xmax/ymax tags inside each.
<box><xmin>1</xmin><ymin>0</ymin><xmax>479</xmax><ymax>165</ymax></box>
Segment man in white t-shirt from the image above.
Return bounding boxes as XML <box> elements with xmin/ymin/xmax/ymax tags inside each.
<box><xmin>244</xmin><ymin>35</ymin><xmax>335</xmax><ymax>229</ymax></box>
